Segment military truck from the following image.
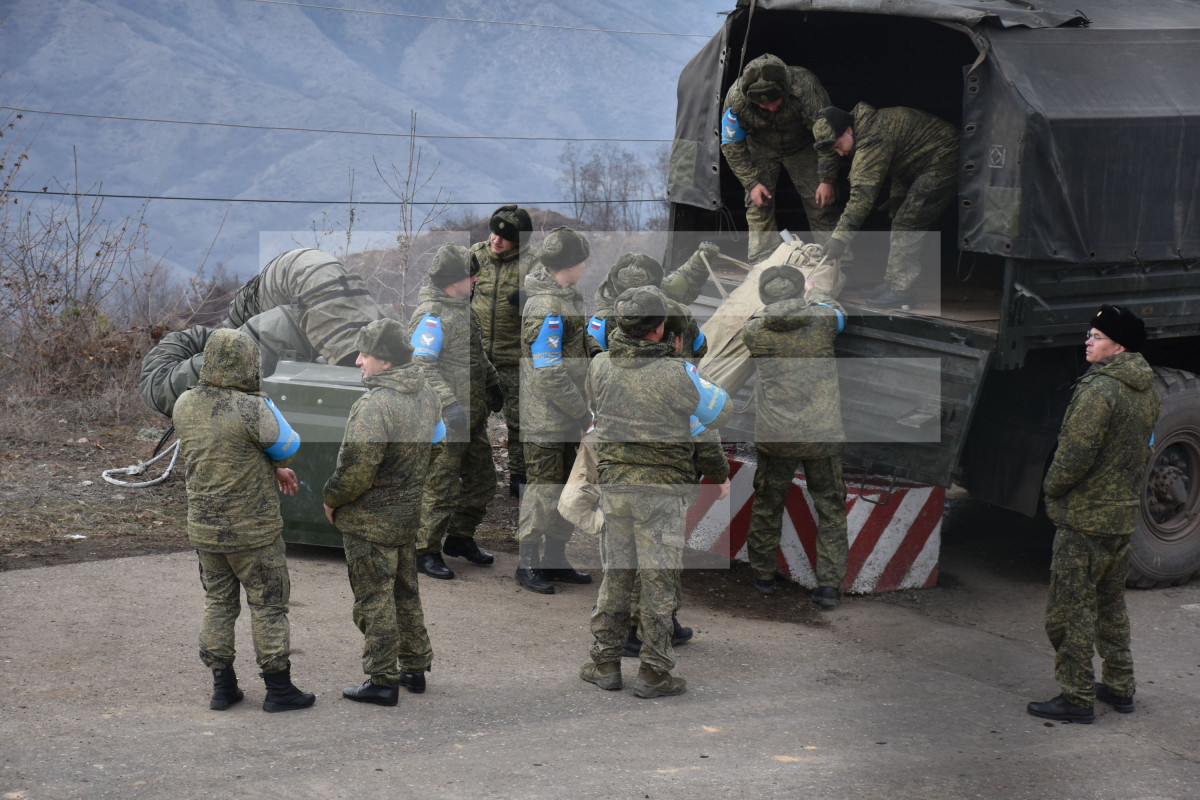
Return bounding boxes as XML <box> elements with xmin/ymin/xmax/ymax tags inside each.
<box><xmin>665</xmin><ymin>0</ymin><xmax>1200</xmax><ymax>586</ymax></box>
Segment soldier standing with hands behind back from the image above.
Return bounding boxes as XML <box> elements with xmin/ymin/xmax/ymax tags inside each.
<box><xmin>1028</xmin><ymin>305</ymin><xmax>1159</xmax><ymax>723</ymax></box>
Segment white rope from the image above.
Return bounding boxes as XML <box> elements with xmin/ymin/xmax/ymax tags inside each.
<box><xmin>102</xmin><ymin>440</ymin><xmax>181</xmax><ymax>488</ymax></box>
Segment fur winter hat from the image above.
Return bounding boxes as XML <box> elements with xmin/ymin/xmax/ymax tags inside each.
<box><xmin>354</xmin><ymin>318</ymin><xmax>412</xmax><ymax>365</ymax></box>
<box><xmin>813</xmin><ymin>106</ymin><xmax>854</xmax><ymax>153</ymax></box>
<box><xmin>758</xmin><ymin>265</ymin><xmax>806</xmax><ymax>303</ymax></box>
<box><xmin>613</xmin><ymin>286</ymin><xmax>668</xmax><ymax>338</ymax></box>
<box><xmin>539</xmin><ymin>226</ymin><xmax>591</xmax><ymax>271</ymax></box>
<box><xmin>428</xmin><ymin>244</ymin><xmax>478</xmax><ymax>289</ymax></box>
<box><xmin>1092</xmin><ymin>304</ymin><xmax>1148</xmax><ymax>352</ymax></box>
<box><xmin>489</xmin><ymin>204</ymin><xmax>532</xmax><ymax>244</ymax></box>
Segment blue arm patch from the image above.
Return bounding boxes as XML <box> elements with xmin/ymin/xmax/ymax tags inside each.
<box><xmin>814</xmin><ymin>302</ymin><xmax>845</xmax><ymax>334</ymax></box>
<box><xmin>432</xmin><ymin>418</ymin><xmax>446</xmax><ymax>444</ymax></box>
<box><xmin>693</xmin><ymin>330</ymin><xmax>706</xmax><ymax>350</ymax></box>
<box><xmin>587</xmin><ymin>315</ymin><xmax>608</xmax><ymax>351</ymax></box>
<box><xmin>689</xmin><ymin>415</ymin><xmax>707</xmax><ymax>437</ymax></box>
<box><xmin>410</xmin><ymin>313</ymin><xmax>444</xmax><ymax>359</ymax></box>
<box><xmin>685</xmin><ymin>362</ymin><xmax>728</xmax><ymax>426</ymax></box>
<box><xmin>263</xmin><ymin>397</ymin><xmax>301</xmax><ymax>460</ymax></box>
<box><xmin>721</xmin><ymin>108</ymin><xmax>746</xmax><ymax>144</ymax></box>
<box><xmin>532</xmin><ymin>314</ymin><xmax>564</xmax><ymax>368</ymax></box>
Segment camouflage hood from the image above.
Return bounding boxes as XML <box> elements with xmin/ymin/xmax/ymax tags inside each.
<box><xmin>606</xmin><ymin>329</ymin><xmax>675</xmax><ymax>366</ymax></box>
<box><xmin>363</xmin><ymin>362</ymin><xmax>428</xmax><ymax>395</ymax></box>
<box><xmin>198</xmin><ymin>329</ymin><xmax>261</xmax><ymax>393</ymax></box>
<box><xmin>1089</xmin><ymin>351</ymin><xmax>1154</xmax><ymax>393</ymax></box>
<box><xmin>594</xmin><ymin>255</ymin><xmax>665</xmax><ymax>315</ymax></box>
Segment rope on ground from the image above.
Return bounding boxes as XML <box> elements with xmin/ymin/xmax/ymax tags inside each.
<box><xmin>102</xmin><ymin>440</ymin><xmax>181</xmax><ymax>488</ymax></box>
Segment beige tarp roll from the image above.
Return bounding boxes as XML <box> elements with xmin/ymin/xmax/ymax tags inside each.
<box><xmin>697</xmin><ymin>240</ymin><xmax>841</xmax><ymax>397</ymax></box>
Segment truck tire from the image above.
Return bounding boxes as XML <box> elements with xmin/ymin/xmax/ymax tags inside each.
<box><xmin>1129</xmin><ymin>367</ymin><xmax>1200</xmax><ymax>588</ymax></box>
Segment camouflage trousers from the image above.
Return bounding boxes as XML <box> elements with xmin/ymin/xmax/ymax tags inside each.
<box><xmin>416</xmin><ymin>416</ymin><xmax>498</xmax><ymax>556</ymax></box>
<box><xmin>196</xmin><ymin>536</ymin><xmax>291</xmax><ymax>673</ymax></box>
<box><xmin>883</xmin><ymin>165</ymin><xmax>957</xmax><ymax>292</ymax></box>
<box><xmin>745</xmin><ymin>148</ymin><xmax>842</xmax><ymax>263</ymax></box>
<box><xmin>495</xmin><ymin>364</ymin><xmax>524</xmax><ymax>477</ymax></box>
<box><xmin>590</xmin><ymin>490</ymin><xmax>689</xmax><ymax>673</ymax></box>
<box><xmin>1044</xmin><ymin>527</ymin><xmax>1134</xmax><ymax>706</ymax></box>
<box><xmin>343</xmin><ymin>532</ymin><xmax>433</xmax><ymax>683</ymax></box>
<box><xmin>747</xmin><ymin>449</ymin><xmax>848</xmax><ymax>587</ymax></box>
<box><xmin>517</xmin><ymin>441</ymin><xmax>578</xmax><ymax>547</ymax></box>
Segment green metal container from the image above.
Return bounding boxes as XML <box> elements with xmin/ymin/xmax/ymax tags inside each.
<box><xmin>263</xmin><ymin>359</ymin><xmax>365</xmax><ymax>547</ymax></box>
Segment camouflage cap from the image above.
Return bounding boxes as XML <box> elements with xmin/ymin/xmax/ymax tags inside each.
<box><xmin>539</xmin><ymin>225</ymin><xmax>591</xmax><ymax>271</ymax></box>
<box><xmin>611</xmin><ymin>252</ymin><xmax>665</xmax><ymax>292</ymax></box>
<box><xmin>813</xmin><ymin>106</ymin><xmax>853</xmax><ymax>153</ymax></box>
<box><xmin>489</xmin><ymin>204</ymin><xmax>532</xmax><ymax>244</ymax></box>
<box><xmin>758</xmin><ymin>265</ymin><xmax>806</xmax><ymax>303</ymax></box>
<box><xmin>741</xmin><ymin>53</ymin><xmax>788</xmax><ymax>105</ymax></box>
<box><xmin>429</xmin><ymin>243</ymin><xmax>478</xmax><ymax>289</ymax></box>
<box><xmin>354</xmin><ymin>318</ymin><xmax>412</xmax><ymax>365</ymax></box>
<box><xmin>613</xmin><ymin>285</ymin><xmax>668</xmax><ymax>338</ymax></box>
<box><xmin>1092</xmin><ymin>304</ymin><xmax>1147</xmax><ymax>351</ymax></box>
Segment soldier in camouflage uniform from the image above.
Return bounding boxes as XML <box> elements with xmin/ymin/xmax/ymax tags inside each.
<box><xmin>323</xmin><ymin>319</ymin><xmax>442</xmax><ymax>706</ymax></box>
<box><xmin>582</xmin><ymin>286</ymin><xmax>732</xmax><ymax>698</ymax></box>
<box><xmin>407</xmin><ymin>245</ymin><xmax>502</xmax><ymax>581</ymax></box>
<box><xmin>585</xmin><ymin>247</ymin><xmax>717</xmax><ymax>360</ymax></box>
<box><xmin>172</xmin><ymin>329</ymin><xmax>315</xmax><ymax>713</ymax></box>
<box><xmin>471</xmin><ymin>205</ymin><xmax>537</xmax><ymax>496</ymax></box>
<box><xmin>515</xmin><ymin>226</ymin><xmax>594</xmax><ymax>594</ymax></box>
<box><xmin>812</xmin><ymin>104</ymin><xmax>960</xmax><ymax>308</ymax></box>
<box><xmin>720</xmin><ymin>54</ymin><xmax>842</xmax><ymax>264</ymax></box>
<box><xmin>1028</xmin><ymin>305</ymin><xmax>1159</xmax><ymax>724</ymax></box>
<box><xmin>742</xmin><ymin>265</ymin><xmax>849</xmax><ymax>607</ymax></box>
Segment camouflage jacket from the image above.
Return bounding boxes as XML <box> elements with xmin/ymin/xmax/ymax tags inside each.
<box><xmin>520</xmin><ymin>266</ymin><xmax>591</xmax><ymax>440</ymax></box>
<box><xmin>744</xmin><ymin>291</ymin><xmax>845</xmax><ymax>458</ymax></box>
<box><xmin>830</xmin><ymin>103</ymin><xmax>960</xmax><ymax>244</ymax></box>
<box><xmin>173</xmin><ymin>330</ymin><xmax>294</xmax><ymax>552</ymax></box>
<box><xmin>720</xmin><ymin>58</ymin><xmax>839</xmax><ymax>189</ymax></box>
<box><xmin>323</xmin><ymin>363</ymin><xmax>440</xmax><ymax>546</ymax></box>
<box><xmin>1043</xmin><ymin>352</ymin><xmax>1160</xmax><ymax>535</ymax></box>
<box><xmin>586</xmin><ymin>332</ymin><xmax>731</xmax><ymax>489</ymax></box>
<box><xmin>407</xmin><ymin>284</ymin><xmax>498</xmax><ymax>427</ymax></box>
<box><xmin>471</xmin><ymin>240</ymin><xmax>538</xmax><ymax>368</ymax></box>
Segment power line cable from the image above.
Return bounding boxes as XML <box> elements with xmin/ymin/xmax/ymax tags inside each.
<box><xmin>8</xmin><ymin>188</ymin><xmax>667</xmax><ymax>206</ymax></box>
<box><xmin>0</xmin><ymin>106</ymin><xmax>673</xmax><ymax>143</ymax></box>
<box><xmin>245</xmin><ymin>0</ymin><xmax>716</xmax><ymax>38</ymax></box>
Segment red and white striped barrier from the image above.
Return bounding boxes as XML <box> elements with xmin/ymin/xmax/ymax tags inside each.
<box><xmin>686</xmin><ymin>456</ymin><xmax>944</xmax><ymax>593</ymax></box>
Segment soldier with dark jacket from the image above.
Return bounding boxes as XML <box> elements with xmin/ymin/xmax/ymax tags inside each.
<box><xmin>172</xmin><ymin>329</ymin><xmax>315</xmax><ymax>713</ymax></box>
<box><xmin>515</xmin><ymin>226</ymin><xmax>594</xmax><ymax>594</ymax></box>
<box><xmin>743</xmin><ymin>266</ymin><xmax>848</xmax><ymax>606</ymax></box>
<box><xmin>582</xmin><ymin>286</ymin><xmax>732</xmax><ymax>698</ymax></box>
<box><xmin>323</xmin><ymin>319</ymin><xmax>443</xmax><ymax>706</ymax></box>
<box><xmin>1028</xmin><ymin>305</ymin><xmax>1160</xmax><ymax>724</ymax></box>
<box><xmin>471</xmin><ymin>205</ymin><xmax>537</xmax><ymax>496</ymax></box>
<box><xmin>812</xmin><ymin>103</ymin><xmax>959</xmax><ymax>309</ymax></box>
<box><xmin>408</xmin><ymin>245</ymin><xmax>501</xmax><ymax>580</ymax></box>
<box><xmin>720</xmin><ymin>54</ymin><xmax>842</xmax><ymax>264</ymax></box>
<box><xmin>585</xmin><ymin>247</ymin><xmax>716</xmax><ymax>360</ymax></box>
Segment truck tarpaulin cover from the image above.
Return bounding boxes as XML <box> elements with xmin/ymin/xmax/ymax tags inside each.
<box><xmin>669</xmin><ymin>0</ymin><xmax>1200</xmax><ymax>264</ymax></box>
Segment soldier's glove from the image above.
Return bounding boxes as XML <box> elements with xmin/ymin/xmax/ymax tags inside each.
<box><xmin>442</xmin><ymin>402</ymin><xmax>468</xmax><ymax>434</ymax></box>
<box><xmin>698</xmin><ymin>241</ymin><xmax>719</xmax><ymax>258</ymax></box>
<box><xmin>485</xmin><ymin>384</ymin><xmax>504</xmax><ymax>414</ymax></box>
<box><xmin>507</xmin><ymin>290</ymin><xmax>529</xmax><ymax>311</ymax></box>
<box><xmin>822</xmin><ymin>238</ymin><xmax>848</xmax><ymax>261</ymax></box>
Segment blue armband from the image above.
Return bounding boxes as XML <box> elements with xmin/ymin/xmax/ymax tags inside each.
<box><xmin>410</xmin><ymin>313</ymin><xmax>444</xmax><ymax>359</ymax></box>
<box><xmin>432</xmin><ymin>418</ymin><xmax>446</xmax><ymax>444</ymax></box>
<box><xmin>689</xmin><ymin>415</ymin><xmax>707</xmax><ymax>437</ymax></box>
<box><xmin>263</xmin><ymin>397</ymin><xmax>301</xmax><ymax>460</ymax></box>
<box><xmin>587</xmin><ymin>315</ymin><xmax>608</xmax><ymax>351</ymax></box>
<box><xmin>685</xmin><ymin>362</ymin><xmax>728</xmax><ymax>426</ymax></box>
<box><xmin>693</xmin><ymin>330</ymin><xmax>707</xmax><ymax>350</ymax></box>
<box><xmin>814</xmin><ymin>302</ymin><xmax>845</xmax><ymax>334</ymax></box>
<box><xmin>531</xmin><ymin>314</ymin><xmax>564</xmax><ymax>368</ymax></box>
<box><xmin>721</xmin><ymin>108</ymin><xmax>746</xmax><ymax>144</ymax></box>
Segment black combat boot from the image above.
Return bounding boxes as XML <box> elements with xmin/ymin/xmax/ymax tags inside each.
<box><xmin>509</xmin><ymin>472</ymin><xmax>526</xmax><ymax>498</ymax></box>
<box><xmin>342</xmin><ymin>679</ymin><xmax>399</xmax><ymax>706</ymax></box>
<box><xmin>261</xmin><ymin>667</ymin><xmax>316</xmax><ymax>713</ymax></box>
<box><xmin>515</xmin><ymin>542</ymin><xmax>554</xmax><ymax>594</ymax></box>
<box><xmin>210</xmin><ymin>666</ymin><xmax>244</xmax><ymax>711</ymax></box>
<box><xmin>417</xmin><ymin>552</ymin><xmax>455</xmax><ymax>580</ymax></box>
<box><xmin>442</xmin><ymin>535</ymin><xmax>494</xmax><ymax>566</ymax></box>
<box><xmin>540</xmin><ymin>537</ymin><xmax>592</xmax><ymax>584</ymax></box>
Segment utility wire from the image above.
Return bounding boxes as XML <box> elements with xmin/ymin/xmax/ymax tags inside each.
<box><xmin>9</xmin><ymin>188</ymin><xmax>667</xmax><ymax>206</ymax></box>
<box><xmin>245</xmin><ymin>0</ymin><xmax>715</xmax><ymax>38</ymax></box>
<box><xmin>0</xmin><ymin>106</ymin><xmax>673</xmax><ymax>143</ymax></box>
